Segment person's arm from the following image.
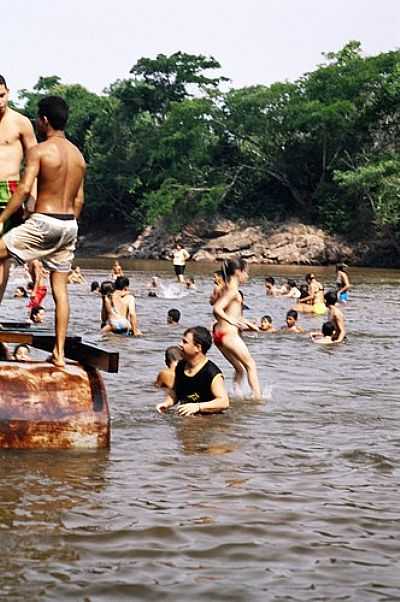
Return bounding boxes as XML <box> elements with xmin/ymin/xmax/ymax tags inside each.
<box><xmin>242</xmin><ymin>319</ymin><xmax>260</xmax><ymax>332</ymax></box>
<box><xmin>20</xmin><ymin>117</ymin><xmax>38</xmax><ymax>210</ymax></box>
<box><xmin>0</xmin><ymin>146</ymin><xmax>40</xmax><ymax>232</ymax></box>
<box><xmin>73</xmin><ymin>179</ymin><xmax>85</xmax><ymax>219</ymax></box>
<box><xmin>213</xmin><ymin>289</ymin><xmax>247</xmax><ymax>329</ymax></box>
<box><xmin>127</xmin><ymin>296</ymin><xmax>142</xmax><ymax>336</ymax></box>
<box><xmin>183</xmin><ymin>249</ymin><xmax>190</xmax><ymax>261</ymax></box>
<box><xmin>177</xmin><ymin>374</ymin><xmax>229</xmax><ymax>416</ymax></box>
<box><xmin>156</xmin><ymin>388</ymin><xmax>177</xmax><ymax>413</ymax></box>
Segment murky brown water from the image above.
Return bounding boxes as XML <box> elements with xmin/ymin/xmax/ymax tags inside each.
<box><xmin>1</xmin><ymin>261</ymin><xmax>400</xmax><ymax>601</ymax></box>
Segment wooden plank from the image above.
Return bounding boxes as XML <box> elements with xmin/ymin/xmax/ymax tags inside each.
<box><xmin>0</xmin><ymin>331</ymin><xmax>119</xmax><ymax>373</ymax></box>
<box><xmin>0</xmin><ymin>321</ymin><xmax>33</xmax><ymax>330</ymax></box>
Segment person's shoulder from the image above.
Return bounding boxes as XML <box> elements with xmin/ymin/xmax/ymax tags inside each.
<box><xmin>175</xmin><ymin>359</ymin><xmax>185</xmax><ymax>374</ymax></box>
<box><xmin>67</xmin><ymin>139</ymin><xmax>86</xmax><ymax>166</ymax></box>
<box><xmin>8</xmin><ymin>107</ymin><xmax>30</xmax><ymax>126</ymax></box>
<box><xmin>205</xmin><ymin>359</ymin><xmax>222</xmax><ymax>376</ymax></box>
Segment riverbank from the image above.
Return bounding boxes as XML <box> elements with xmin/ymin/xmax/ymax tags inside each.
<box><xmin>78</xmin><ymin>217</ymin><xmax>396</xmax><ymax>266</ymax></box>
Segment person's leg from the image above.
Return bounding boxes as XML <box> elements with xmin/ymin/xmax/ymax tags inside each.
<box><xmin>50</xmin><ymin>270</ymin><xmax>69</xmax><ymax>367</ymax></box>
<box><xmin>215</xmin><ymin>341</ymin><xmax>245</xmax><ymax>387</ymax></box>
<box><xmin>222</xmin><ymin>334</ymin><xmax>262</xmax><ymax>399</ymax></box>
<box><xmin>292</xmin><ymin>302</ymin><xmax>314</xmax><ymax>314</ymax></box>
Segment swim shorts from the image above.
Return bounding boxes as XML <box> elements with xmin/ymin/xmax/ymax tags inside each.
<box><xmin>212</xmin><ymin>329</ymin><xmax>226</xmax><ymax>345</ymax></box>
<box><xmin>0</xmin><ymin>180</ymin><xmax>23</xmax><ymax>233</ymax></box>
<box><xmin>3</xmin><ymin>212</ymin><xmax>78</xmax><ymax>272</ymax></box>
<box><xmin>109</xmin><ymin>318</ymin><xmax>130</xmax><ymax>335</ymax></box>
<box><xmin>312</xmin><ymin>303</ymin><xmax>327</xmax><ymax>315</ymax></box>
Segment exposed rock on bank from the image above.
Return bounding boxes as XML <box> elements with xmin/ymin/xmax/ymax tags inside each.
<box><xmin>82</xmin><ymin>218</ymin><xmax>359</xmax><ymax>265</ymax></box>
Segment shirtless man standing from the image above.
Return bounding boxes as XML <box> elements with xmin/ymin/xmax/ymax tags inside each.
<box><xmin>0</xmin><ymin>74</ymin><xmax>37</xmax><ymax>295</ymax></box>
<box><xmin>0</xmin><ymin>95</ymin><xmax>86</xmax><ymax>367</ymax></box>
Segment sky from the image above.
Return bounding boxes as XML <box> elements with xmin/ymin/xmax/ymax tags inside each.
<box><xmin>2</xmin><ymin>0</ymin><xmax>400</xmax><ymax>99</ymax></box>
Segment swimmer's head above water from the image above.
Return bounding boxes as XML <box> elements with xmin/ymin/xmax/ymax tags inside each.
<box><xmin>181</xmin><ymin>326</ymin><xmax>212</xmax><ymax>358</ymax></box>
<box><xmin>260</xmin><ymin>315</ymin><xmax>273</xmax><ymax>331</ymax></box>
<box><xmin>324</xmin><ymin>290</ymin><xmax>338</xmax><ymax>307</ymax></box>
<box><xmin>286</xmin><ymin>309</ymin><xmax>298</xmax><ymax>328</ymax></box>
<box><xmin>165</xmin><ymin>345</ymin><xmax>183</xmax><ymax>367</ymax></box>
<box><xmin>167</xmin><ymin>308</ymin><xmax>181</xmax><ymax>324</ymax></box>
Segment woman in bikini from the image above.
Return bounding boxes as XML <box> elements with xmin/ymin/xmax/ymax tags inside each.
<box><xmin>212</xmin><ymin>258</ymin><xmax>262</xmax><ymax>399</ymax></box>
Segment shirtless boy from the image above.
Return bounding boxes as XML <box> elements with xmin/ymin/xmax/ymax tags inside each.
<box><xmin>310</xmin><ymin>320</ymin><xmax>336</xmax><ymax>345</ymax></box>
<box><xmin>260</xmin><ymin>315</ymin><xmax>277</xmax><ymax>333</ymax></box>
<box><xmin>0</xmin><ymin>75</ymin><xmax>37</xmax><ymax>296</ymax></box>
<box><xmin>324</xmin><ymin>291</ymin><xmax>346</xmax><ymax>342</ymax></box>
<box><xmin>281</xmin><ymin>309</ymin><xmax>305</xmax><ymax>334</ymax></box>
<box><xmin>102</xmin><ymin>276</ymin><xmax>142</xmax><ymax>336</ymax></box>
<box><xmin>154</xmin><ymin>345</ymin><xmax>183</xmax><ymax>390</ymax></box>
<box><xmin>213</xmin><ymin>258</ymin><xmax>262</xmax><ymax>399</ymax></box>
<box><xmin>0</xmin><ymin>96</ymin><xmax>86</xmax><ymax>367</ymax></box>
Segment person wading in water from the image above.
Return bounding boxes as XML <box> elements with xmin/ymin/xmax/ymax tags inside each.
<box><xmin>212</xmin><ymin>258</ymin><xmax>262</xmax><ymax>399</ymax></box>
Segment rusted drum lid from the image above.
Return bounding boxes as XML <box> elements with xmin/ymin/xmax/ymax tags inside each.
<box><xmin>0</xmin><ymin>362</ymin><xmax>110</xmax><ymax>449</ymax></box>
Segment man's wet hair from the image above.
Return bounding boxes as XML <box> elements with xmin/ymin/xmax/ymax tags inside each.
<box><xmin>38</xmin><ymin>96</ymin><xmax>69</xmax><ymax>130</ymax></box>
<box><xmin>287</xmin><ymin>279</ymin><xmax>297</xmax><ymax>288</ymax></box>
<box><xmin>167</xmin><ymin>308</ymin><xmax>181</xmax><ymax>323</ymax></box>
<box><xmin>90</xmin><ymin>281</ymin><xmax>100</xmax><ymax>292</ymax></box>
<box><xmin>165</xmin><ymin>345</ymin><xmax>183</xmax><ymax>367</ymax></box>
<box><xmin>324</xmin><ymin>290</ymin><xmax>338</xmax><ymax>306</ymax></box>
<box><xmin>114</xmin><ymin>276</ymin><xmax>130</xmax><ymax>290</ymax></box>
<box><xmin>286</xmin><ymin>309</ymin><xmax>298</xmax><ymax>320</ymax></box>
<box><xmin>265</xmin><ymin>276</ymin><xmax>275</xmax><ymax>285</ymax></box>
<box><xmin>261</xmin><ymin>315</ymin><xmax>272</xmax><ymax>324</ymax></box>
<box><xmin>322</xmin><ymin>321</ymin><xmax>335</xmax><ymax>337</ymax></box>
<box><xmin>0</xmin><ymin>75</ymin><xmax>7</xmax><ymax>88</ymax></box>
<box><xmin>184</xmin><ymin>326</ymin><xmax>212</xmax><ymax>354</ymax></box>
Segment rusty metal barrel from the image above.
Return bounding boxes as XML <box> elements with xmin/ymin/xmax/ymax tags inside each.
<box><xmin>0</xmin><ymin>362</ymin><xmax>110</xmax><ymax>449</ymax></box>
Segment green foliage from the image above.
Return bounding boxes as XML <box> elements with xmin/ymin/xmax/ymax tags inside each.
<box><xmin>15</xmin><ymin>46</ymin><xmax>400</xmax><ymax>252</ymax></box>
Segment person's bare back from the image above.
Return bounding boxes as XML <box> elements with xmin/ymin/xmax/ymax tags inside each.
<box><xmin>35</xmin><ymin>137</ymin><xmax>85</xmax><ymax>215</ymax></box>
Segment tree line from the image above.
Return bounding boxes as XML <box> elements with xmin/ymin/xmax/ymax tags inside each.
<box><xmin>17</xmin><ymin>42</ymin><xmax>400</xmax><ymax>252</ymax></box>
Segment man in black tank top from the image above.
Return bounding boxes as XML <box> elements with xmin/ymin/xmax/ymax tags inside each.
<box><xmin>156</xmin><ymin>326</ymin><xmax>229</xmax><ymax>417</ymax></box>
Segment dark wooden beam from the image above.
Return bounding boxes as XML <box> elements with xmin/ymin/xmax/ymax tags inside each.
<box><xmin>0</xmin><ymin>330</ymin><xmax>119</xmax><ymax>373</ymax></box>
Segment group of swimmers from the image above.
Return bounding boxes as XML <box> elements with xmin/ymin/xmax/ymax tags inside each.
<box><xmin>8</xmin><ymin>250</ymin><xmax>349</xmax><ymax>415</ymax></box>
<box><xmin>153</xmin><ymin>258</ymin><xmax>350</xmax><ymax>411</ymax></box>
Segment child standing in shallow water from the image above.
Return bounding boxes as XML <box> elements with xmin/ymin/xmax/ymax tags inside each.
<box><xmin>213</xmin><ymin>258</ymin><xmax>262</xmax><ymax>399</ymax></box>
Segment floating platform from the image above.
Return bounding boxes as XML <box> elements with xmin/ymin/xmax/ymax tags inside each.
<box><xmin>0</xmin><ymin>323</ymin><xmax>119</xmax><ymax>450</ymax></box>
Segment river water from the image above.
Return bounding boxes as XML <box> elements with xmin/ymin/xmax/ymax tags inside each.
<box><xmin>1</xmin><ymin>261</ymin><xmax>399</xmax><ymax>601</ymax></box>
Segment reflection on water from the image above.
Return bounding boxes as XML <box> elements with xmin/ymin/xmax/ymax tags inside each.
<box><xmin>1</xmin><ymin>261</ymin><xmax>400</xmax><ymax>601</ymax></box>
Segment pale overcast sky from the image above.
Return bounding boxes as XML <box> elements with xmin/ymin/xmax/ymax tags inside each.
<box><xmin>3</xmin><ymin>0</ymin><xmax>399</xmax><ymax>98</ymax></box>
